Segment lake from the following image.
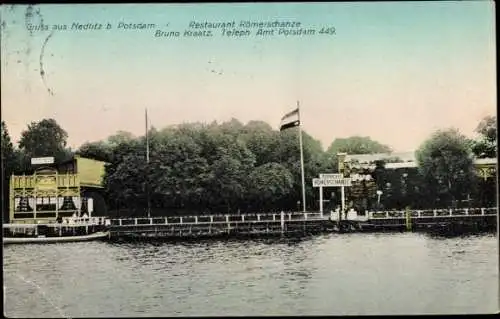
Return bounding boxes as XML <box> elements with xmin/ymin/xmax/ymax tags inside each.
<box><xmin>3</xmin><ymin>232</ymin><xmax>498</xmax><ymax>317</ymax></box>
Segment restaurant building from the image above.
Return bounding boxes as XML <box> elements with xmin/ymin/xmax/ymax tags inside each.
<box><xmin>8</xmin><ymin>155</ymin><xmax>108</xmax><ymax>224</ymax></box>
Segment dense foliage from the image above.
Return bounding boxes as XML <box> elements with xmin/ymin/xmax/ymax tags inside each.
<box><xmin>416</xmin><ymin>129</ymin><xmax>476</xmax><ymax>208</ymax></box>
<box><xmin>1</xmin><ymin>116</ymin><xmax>496</xmax><ymax>218</ymax></box>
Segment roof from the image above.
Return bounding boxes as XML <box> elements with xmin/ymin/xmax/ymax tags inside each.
<box><xmin>345</xmin><ymin>152</ymin><xmax>416</xmax><ymax>164</ymax></box>
<box><xmin>345</xmin><ymin>152</ymin><xmax>496</xmax><ymax>170</ymax></box>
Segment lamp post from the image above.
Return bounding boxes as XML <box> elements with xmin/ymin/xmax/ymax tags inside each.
<box><xmin>337</xmin><ymin>153</ymin><xmax>348</xmax><ymax>221</ymax></box>
<box><xmin>376</xmin><ymin>190</ymin><xmax>383</xmax><ymax>206</ymax></box>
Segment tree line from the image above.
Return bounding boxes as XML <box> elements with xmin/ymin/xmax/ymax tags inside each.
<box><xmin>1</xmin><ymin>115</ymin><xmax>497</xmax><ymax>218</ymax></box>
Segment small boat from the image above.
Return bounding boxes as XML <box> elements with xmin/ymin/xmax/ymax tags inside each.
<box><xmin>3</xmin><ymin>216</ymin><xmax>111</xmax><ymax>245</ymax></box>
<box><xmin>3</xmin><ymin>231</ymin><xmax>110</xmax><ymax>245</ymax></box>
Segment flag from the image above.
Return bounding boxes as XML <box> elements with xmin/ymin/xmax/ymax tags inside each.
<box><xmin>279</xmin><ymin>107</ymin><xmax>300</xmax><ymax>131</ymax></box>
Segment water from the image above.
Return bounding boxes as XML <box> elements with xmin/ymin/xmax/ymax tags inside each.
<box><xmin>3</xmin><ymin>233</ymin><xmax>498</xmax><ymax>317</ymax></box>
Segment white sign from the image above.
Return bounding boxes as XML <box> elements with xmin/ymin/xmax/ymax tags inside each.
<box><xmin>350</xmin><ymin>174</ymin><xmax>373</xmax><ymax>181</ymax></box>
<box><xmin>319</xmin><ymin>173</ymin><xmax>343</xmax><ymax>179</ymax></box>
<box><xmin>313</xmin><ymin>178</ymin><xmax>352</xmax><ymax>187</ymax></box>
<box><xmin>31</xmin><ymin>157</ymin><xmax>54</xmax><ymax>165</ymax></box>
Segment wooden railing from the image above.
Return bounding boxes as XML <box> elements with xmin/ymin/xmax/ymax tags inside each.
<box><xmin>110</xmin><ymin>211</ymin><xmax>326</xmax><ymax>227</ymax></box>
<box><xmin>4</xmin><ymin>216</ymin><xmax>109</xmax><ymax>228</ymax></box>
<box><xmin>368</xmin><ymin>207</ymin><xmax>497</xmax><ymax>219</ymax></box>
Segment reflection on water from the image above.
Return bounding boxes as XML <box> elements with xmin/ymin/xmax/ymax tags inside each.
<box><xmin>3</xmin><ymin>233</ymin><xmax>498</xmax><ymax>317</ymax></box>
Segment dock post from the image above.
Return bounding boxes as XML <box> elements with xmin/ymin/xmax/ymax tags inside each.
<box><xmin>180</xmin><ymin>217</ymin><xmax>183</xmax><ymax>224</ymax></box>
<box><xmin>242</xmin><ymin>215</ymin><xmax>245</xmax><ymax>222</ymax></box>
<box><xmin>405</xmin><ymin>207</ymin><xmax>411</xmax><ymax>231</ymax></box>
<box><xmin>195</xmin><ymin>216</ymin><xmax>198</xmax><ymax>224</ymax></box>
<box><xmin>305</xmin><ymin>213</ymin><xmax>308</xmax><ymax>220</ymax></box>
<box><xmin>165</xmin><ymin>217</ymin><xmax>168</xmax><ymax>224</ymax></box>
<box><xmin>273</xmin><ymin>214</ymin><xmax>276</xmax><ymax>221</ymax></box>
<box><xmin>210</xmin><ymin>216</ymin><xmax>213</xmax><ymax>223</ymax></box>
<box><xmin>319</xmin><ymin>185</ymin><xmax>323</xmax><ymax>217</ymax></box>
<box><xmin>226</xmin><ymin>215</ymin><xmax>229</xmax><ymax>223</ymax></box>
<box><xmin>288</xmin><ymin>213</ymin><xmax>291</xmax><ymax>221</ymax></box>
<box><xmin>280</xmin><ymin>211</ymin><xmax>285</xmax><ymax>235</ymax></box>
<box><xmin>481</xmin><ymin>208</ymin><xmax>485</xmax><ymax>215</ymax></box>
<box><xmin>257</xmin><ymin>214</ymin><xmax>260</xmax><ymax>221</ymax></box>
<box><xmin>119</xmin><ymin>219</ymin><xmax>122</xmax><ymax>226</ymax></box>
<box><xmin>134</xmin><ymin>218</ymin><xmax>137</xmax><ymax>225</ymax></box>
<box><xmin>150</xmin><ymin>218</ymin><xmax>153</xmax><ymax>225</ymax></box>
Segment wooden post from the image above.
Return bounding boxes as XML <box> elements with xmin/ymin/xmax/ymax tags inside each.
<box><xmin>165</xmin><ymin>217</ymin><xmax>168</xmax><ymax>225</ymax></box>
<box><xmin>150</xmin><ymin>218</ymin><xmax>153</xmax><ymax>225</ymax></box>
<box><xmin>341</xmin><ymin>186</ymin><xmax>345</xmax><ymax>218</ymax></box>
<box><xmin>195</xmin><ymin>216</ymin><xmax>198</xmax><ymax>224</ymax></box>
<box><xmin>280</xmin><ymin>211</ymin><xmax>284</xmax><ymax>235</ymax></box>
<box><xmin>405</xmin><ymin>207</ymin><xmax>411</xmax><ymax>231</ymax></box>
<box><xmin>55</xmin><ymin>172</ymin><xmax>59</xmax><ymax>222</ymax></box>
<box><xmin>134</xmin><ymin>218</ymin><xmax>138</xmax><ymax>225</ymax></box>
<box><xmin>210</xmin><ymin>216</ymin><xmax>213</xmax><ymax>223</ymax></box>
<box><xmin>257</xmin><ymin>214</ymin><xmax>261</xmax><ymax>221</ymax></box>
<box><xmin>119</xmin><ymin>219</ymin><xmax>122</xmax><ymax>226</ymax></box>
<box><xmin>319</xmin><ymin>185</ymin><xmax>323</xmax><ymax>216</ymax></box>
<box><xmin>180</xmin><ymin>217</ymin><xmax>183</xmax><ymax>224</ymax></box>
<box><xmin>242</xmin><ymin>215</ymin><xmax>245</xmax><ymax>222</ymax></box>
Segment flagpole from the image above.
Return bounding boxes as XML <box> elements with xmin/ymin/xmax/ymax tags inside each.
<box><xmin>145</xmin><ymin>108</ymin><xmax>150</xmax><ymax>218</ymax></box>
<box><xmin>297</xmin><ymin>101</ymin><xmax>306</xmax><ymax>212</ymax></box>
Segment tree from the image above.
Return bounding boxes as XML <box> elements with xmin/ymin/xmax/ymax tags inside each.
<box><xmin>18</xmin><ymin>119</ymin><xmax>72</xmax><ymax>165</ymax></box>
<box><xmin>247</xmin><ymin>162</ymin><xmax>294</xmax><ymax>211</ymax></box>
<box><xmin>471</xmin><ymin>115</ymin><xmax>497</xmax><ymax>158</ymax></box>
<box><xmin>1</xmin><ymin>121</ymin><xmax>19</xmax><ymax>221</ymax></box>
<box><xmin>416</xmin><ymin>128</ymin><xmax>475</xmax><ymax>207</ymax></box>
<box><xmin>325</xmin><ymin>136</ymin><xmax>392</xmax><ymax>159</ymax></box>
<box><xmin>1</xmin><ymin>121</ymin><xmax>17</xmax><ymax>175</ymax></box>
<box><xmin>107</xmin><ymin>131</ymin><xmax>135</xmax><ymax>147</ymax></box>
<box><xmin>76</xmin><ymin>141</ymin><xmax>113</xmax><ymax>162</ymax></box>
<box><xmin>476</xmin><ymin>115</ymin><xmax>497</xmax><ymax>142</ymax></box>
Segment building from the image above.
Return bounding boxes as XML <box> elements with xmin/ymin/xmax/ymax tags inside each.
<box><xmin>345</xmin><ymin>152</ymin><xmax>497</xmax><ymax>179</ymax></box>
<box><xmin>8</xmin><ymin>155</ymin><xmax>108</xmax><ymax>224</ymax></box>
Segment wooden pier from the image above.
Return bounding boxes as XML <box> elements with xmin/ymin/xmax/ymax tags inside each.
<box><xmin>330</xmin><ymin>207</ymin><xmax>498</xmax><ymax>233</ymax></box>
<box><xmin>108</xmin><ymin>207</ymin><xmax>497</xmax><ymax>240</ymax></box>
<box><xmin>108</xmin><ymin>212</ymin><xmax>328</xmax><ymax>240</ymax></box>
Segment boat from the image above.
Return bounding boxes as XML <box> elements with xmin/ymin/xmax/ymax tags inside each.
<box><xmin>3</xmin><ymin>216</ymin><xmax>111</xmax><ymax>245</ymax></box>
<box><xmin>3</xmin><ymin>231</ymin><xmax>109</xmax><ymax>244</ymax></box>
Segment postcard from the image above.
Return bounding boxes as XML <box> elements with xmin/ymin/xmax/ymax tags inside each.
<box><xmin>1</xmin><ymin>2</ymin><xmax>497</xmax><ymax>317</ymax></box>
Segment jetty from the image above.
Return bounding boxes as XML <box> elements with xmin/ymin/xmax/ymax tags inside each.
<box><xmin>107</xmin><ymin>207</ymin><xmax>497</xmax><ymax>240</ymax></box>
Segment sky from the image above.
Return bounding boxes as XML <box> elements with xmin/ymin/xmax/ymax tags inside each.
<box><xmin>1</xmin><ymin>2</ymin><xmax>496</xmax><ymax>153</ymax></box>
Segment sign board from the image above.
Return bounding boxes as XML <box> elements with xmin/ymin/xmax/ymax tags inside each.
<box><xmin>350</xmin><ymin>174</ymin><xmax>373</xmax><ymax>181</ymax></box>
<box><xmin>319</xmin><ymin>173</ymin><xmax>343</xmax><ymax>179</ymax></box>
<box><xmin>31</xmin><ymin>157</ymin><xmax>54</xmax><ymax>165</ymax></box>
<box><xmin>313</xmin><ymin>178</ymin><xmax>352</xmax><ymax>187</ymax></box>
<box><xmin>35</xmin><ymin>175</ymin><xmax>57</xmax><ymax>190</ymax></box>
